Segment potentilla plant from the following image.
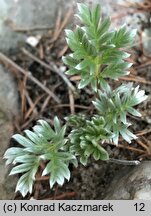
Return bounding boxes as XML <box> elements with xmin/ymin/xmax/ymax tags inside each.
<box><xmin>4</xmin><ymin>3</ymin><xmax>147</xmax><ymax>197</ymax></box>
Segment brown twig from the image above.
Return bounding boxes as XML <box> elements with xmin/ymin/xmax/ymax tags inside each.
<box><xmin>39</xmin><ymin>44</ymin><xmax>45</xmax><ymax>60</ymax></box>
<box><xmin>111</xmin><ymin>12</ymin><xmax>128</xmax><ymax>21</ymax></box>
<box><xmin>70</xmin><ymin>75</ymin><xmax>81</xmax><ymax>81</ymax></box>
<box><xmin>18</xmin><ymin>77</ymin><xmax>27</xmax><ymax>120</ymax></box>
<box><xmin>13</xmin><ymin>26</ymin><xmax>53</xmax><ymax>32</ymax></box>
<box><xmin>117</xmin><ymin>144</ymin><xmax>146</xmax><ymax>154</ymax></box>
<box><xmin>21</xmin><ymin>48</ymin><xmax>76</xmax><ymax>93</ymax></box>
<box><xmin>14</xmin><ymin>119</ymin><xmax>22</xmax><ymax>134</ymax></box>
<box><xmin>53</xmin><ymin>185</ymin><xmax>59</xmax><ymax>200</ymax></box>
<box><xmin>25</xmin><ymin>94</ymin><xmax>44</xmax><ymax>120</ymax></box>
<box><xmin>34</xmin><ymin>180</ymin><xmax>42</xmax><ymax>200</ymax></box>
<box><xmin>24</xmin><ymin>91</ymin><xmax>38</xmax><ymax>116</ymax></box>
<box><xmin>0</xmin><ymin>52</ymin><xmax>60</xmax><ymax>103</ymax></box>
<box><xmin>58</xmin><ymin>45</ymin><xmax>68</xmax><ymax>57</ymax></box>
<box><xmin>135</xmin><ymin>60</ymin><xmax>151</xmax><ymax>70</ymax></box>
<box><xmin>43</xmin><ymin>191</ymin><xmax>76</xmax><ymax>200</ymax></box>
<box><xmin>141</xmin><ymin>136</ymin><xmax>151</xmax><ymax>154</ymax></box>
<box><xmin>36</xmin><ymin>176</ymin><xmax>49</xmax><ymax>181</ymax></box>
<box><xmin>119</xmin><ymin>75</ymin><xmax>151</xmax><ymax>84</ymax></box>
<box><xmin>135</xmin><ymin>139</ymin><xmax>150</xmax><ymax>154</ymax></box>
<box><xmin>120</xmin><ymin>0</ymin><xmax>151</xmax><ymax>12</ymax></box>
<box><xmin>5</xmin><ymin>19</ymin><xmax>54</xmax><ymax>32</ymax></box>
<box><xmin>50</xmin><ymin>7</ymin><xmax>73</xmax><ymax>43</ymax></box>
<box><xmin>52</xmin><ymin>9</ymin><xmax>62</xmax><ymax>42</ymax></box>
<box><xmin>136</xmin><ymin>128</ymin><xmax>151</xmax><ymax>136</ymax></box>
<box><xmin>68</xmin><ymin>89</ymin><xmax>75</xmax><ymax>114</ymax></box>
<box><xmin>40</xmin><ymin>95</ymin><xmax>51</xmax><ymax>114</ymax></box>
<box><xmin>21</xmin><ymin>113</ymin><xmax>37</xmax><ymax>130</ymax></box>
<box><xmin>107</xmin><ymin>142</ymin><xmax>146</xmax><ymax>154</ymax></box>
<box><xmin>51</xmin><ymin>104</ymin><xmax>91</xmax><ymax>110</ymax></box>
<box><xmin>70</xmin><ymin>74</ymin><xmax>151</xmax><ymax>85</ymax></box>
<box><xmin>34</xmin><ymin>163</ymin><xmax>45</xmax><ymax>200</ymax></box>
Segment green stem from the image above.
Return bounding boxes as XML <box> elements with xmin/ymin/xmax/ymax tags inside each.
<box><xmin>94</xmin><ymin>64</ymin><xmax>100</xmax><ymax>98</ymax></box>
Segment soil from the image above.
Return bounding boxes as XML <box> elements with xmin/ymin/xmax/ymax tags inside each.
<box><xmin>2</xmin><ymin>1</ymin><xmax>151</xmax><ymax>200</ymax></box>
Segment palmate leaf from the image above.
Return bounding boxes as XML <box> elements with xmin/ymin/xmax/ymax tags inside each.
<box><xmin>9</xmin><ymin>163</ymin><xmax>33</xmax><ymax>175</ymax></box>
<box><xmin>15</xmin><ymin>168</ymin><xmax>38</xmax><ymax>197</ymax></box>
<box><xmin>42</xmin><ymin>158</ymin><xmax>71</xmax><ymax>188</ymax></box>
<box><xmin>12</xmin><ymin>118</ymin><xmax>67</xmax><ymax>153</ymax></box>
<box><xmin>4</xmin><ymin>117</ymin><xmax>74</xmax><ymax>197</ymax></box>
<box><xmin>3</xmin><ymin>147</ymin><xmax>25</xmax><ymax>165</ymax></box>
<box><xmin>41</xmin><ymin>149</ymin><xmax>77</xmax><ymax>188</ymax></box>
<box><xmin>120</xmin><ymin>126</ymin><xmax>137</xmax><ymax>143</ymax></box>
<box><xmin>15</xmin><ymin>172</ymin><xmax>33</xmax><ymax>197</ymax></box>
<box><xmin>11</xmin><ymin>155</ymin><xmax>40</xmax><ymax>197</ymax></box>
<box><xmin>33</xmin><ymin>119</ymin><xmax>55</xmax><ymax>140</ymax></box>
<box><xmin>126</xmin><ymin>85</ymin><xmax>148</xmax><ymax>106</ymax></box>
<box><xmin>12</xmin><ymin>134</ymin><xmax>34</xmax><ymax>148</ymax></box>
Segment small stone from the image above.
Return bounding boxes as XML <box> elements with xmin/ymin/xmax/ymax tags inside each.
<box><xmin>26</xmin><ymin>36</ymin><xmax>41</xmax><ymax>47</ymax></box>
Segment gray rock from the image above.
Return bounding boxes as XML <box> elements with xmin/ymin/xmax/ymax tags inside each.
<box><xmin>0</xmin><ymin>121</ymin><xmax>18</xmax><ymax>199</ymax></box>
<box><xmin>104</xmin><ymin>161</ymin><xmax>151</xmax><ymax>200</ymax></box>
<box><xmin>142</xmin><ymin>28</ymin><xmax>151</xmax><ymax>57</ymax></box>
<box><xmin>0</xmin><ymin>65</ymin><xmax>19</xmax><ymax>118</ymax></box>
<box><xmin>0</xmin><ymin>0</ymin><xmax>70</xmax><ymax>52</ymax></box>
<box><xmin>0</xmin><ymin>65</ymin><xmax>19</xmax><ymax>199</ymax></box>
<box><xmin>0</xmin><ymin>0</ymin><xmax>107</xmax><ymax>53</ymax></box>
<box><xmin>0</xmin><ymin>0</ymin><xmax>73</xmax><ymax>52</ymax></box>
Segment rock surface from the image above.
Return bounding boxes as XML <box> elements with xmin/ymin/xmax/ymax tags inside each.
<box><xmin>142</xmin><ymin>28</ymin><xmax>151</xmax><ymax>57</ymax></box>
<box><xmin>0</xmin><ymin>65</ymin><xmax>19</xmax><ymax>199</ymax></box>
<box><xmin>0</xmin><ymin>0</ymin><xmax>149</xmax><ymax>200</ymax></box>
<box><xmin>0</xmin><ymin>0</ymin><xmax>106</xmax><ymax>53</ymax></box>
<box><xmin>0</xmin><ymin>0</ymin><xmax>145</xmax><ymax>53</ymax></box>
<box><xmin>0</xmin><ymin>65</ymin><xmax>18</xmax><ymax>118</ymax></box>
<box><xmin>104</xmin><ymin>161</ymin><xmax>151</xmax><ymax>200</ymax></box>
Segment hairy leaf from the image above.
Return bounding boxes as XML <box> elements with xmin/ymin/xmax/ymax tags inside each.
<box><xmin>93</xmin><ymin>83</ymin><xmax>147</xmax><ymax>144</ymax></box>
<box><xmin>63</xmin><ymin>4</ymin><xmax>135</xmax><ymax>91</ymax></box>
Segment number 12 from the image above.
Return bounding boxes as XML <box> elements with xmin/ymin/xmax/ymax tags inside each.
<box><xmin>134</xmin><ymin>203</ymin><xmax>145</xmax><ymax>211</ymax></box>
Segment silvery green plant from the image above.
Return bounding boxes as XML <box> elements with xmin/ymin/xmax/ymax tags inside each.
<box><xmin>4</xmin><ymin>3</ymin><xmax>147</xmax><ymax>197</ymax></box>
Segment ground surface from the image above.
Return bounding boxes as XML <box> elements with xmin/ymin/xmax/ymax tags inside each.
<box><xmin>1</xmin><ymin>0</ymin><xmax>151</xmax><ymax>200</ymax></box>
